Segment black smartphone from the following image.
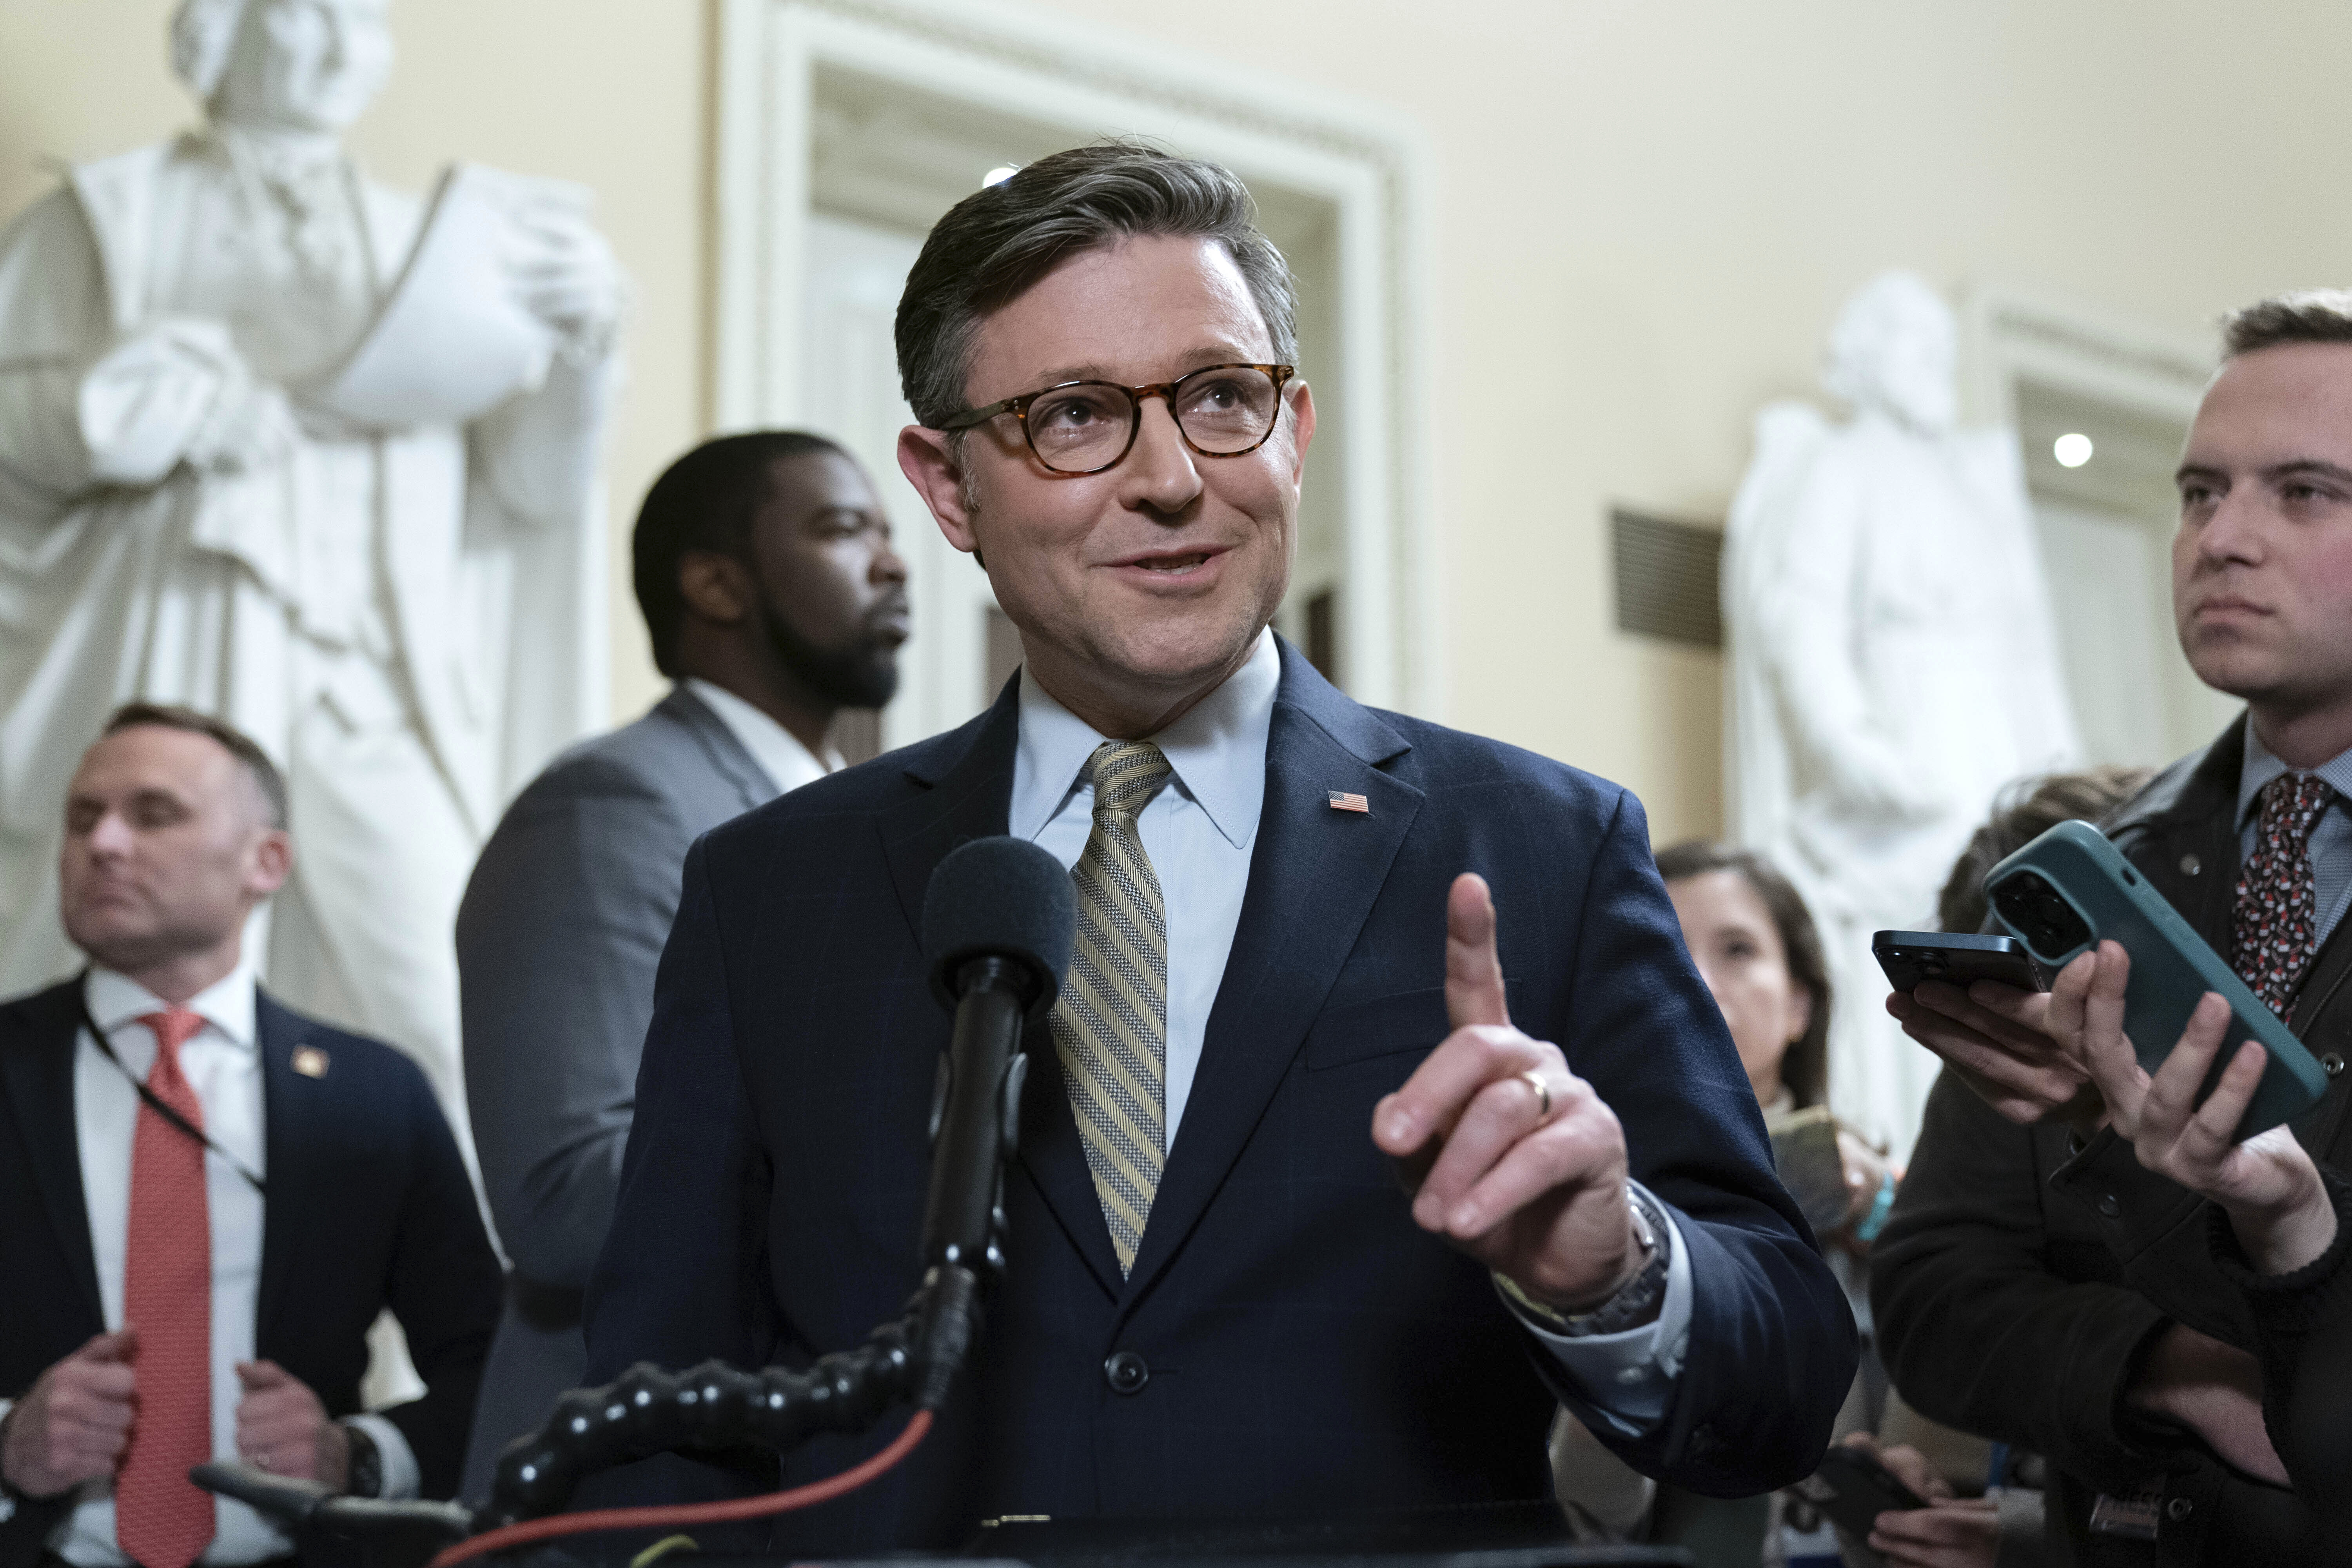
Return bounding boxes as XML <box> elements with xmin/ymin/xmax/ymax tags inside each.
<box><xmin>1793</xmin><ymin>1446</ymin><xmax>1929</xmax><ymax>1537</ymax></box>
<box><xmin>1873</xmin><ymin>930</ymin><xmax>2048</xmax><ymax>994</ymax></box>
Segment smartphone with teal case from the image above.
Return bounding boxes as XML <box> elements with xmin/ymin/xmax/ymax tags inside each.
<box><xmin>1985</xmin><ymin>819</ymin><xmax>2327</xmax><ymax>1141</ymax></box>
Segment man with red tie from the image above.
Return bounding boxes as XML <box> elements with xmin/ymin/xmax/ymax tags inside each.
<box><xmin>0</xmin><ymin>705</ymin><xmax>500</xmax><ymax>1568</ymax></box>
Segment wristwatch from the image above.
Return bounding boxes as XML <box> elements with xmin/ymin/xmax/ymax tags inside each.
<box><xmin>341</xmin><ymin>1421</ymin><xmax>383</xmax><ymax>1499</ymax></box>
<box><xmin>1495</xmin><ymin>1183</ymin><xmax>1671</xmax><ymax>1337</ymax></box>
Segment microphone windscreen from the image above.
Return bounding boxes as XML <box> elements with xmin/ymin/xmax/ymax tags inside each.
<box><xmin>922</xmin><ymin>836</ymin><xmax>1076</xmax><ymax>1018</ymax></box>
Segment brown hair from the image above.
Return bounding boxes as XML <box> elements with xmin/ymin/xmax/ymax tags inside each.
<box><xmin>2222</xmin><ymin>289</ymin><xmax>2352</xmax><ymax>359</ymax></box>
<box><xmin>894</xmin><ymin>141</ymin><xmax>1299</xmax><ymax>431</ymax></box>
<box><xmin>1935</xmin><ymin>766</ymin><xmax>2154</xmax><ymax>935</ymax></box>
<box><xmin>1653</xmin><ymin>841</ymin><xmax>1831</xmax><ymax>1110</ymax></box>
<box><xmin>102</xmin><ymin>703</ymin><xmax>288</xmax><ymax>829</ymax></box>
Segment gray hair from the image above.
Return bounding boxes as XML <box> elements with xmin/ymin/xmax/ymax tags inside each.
<box><xmin>2222</xmin><ymin>289</ymin><xmax>2352</xmax><ymax>359</ymax></box>
<box><xmin>894</xmin><ymin>142</ymin><xmax>1299</xmax><ymax>429</ymax></box>
<box><xmin>171</xmin><ymin>0</ymin><xmax>252</xmax><ymax>101</ymax></box>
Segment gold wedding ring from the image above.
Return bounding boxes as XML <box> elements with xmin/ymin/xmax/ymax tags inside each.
<box><xmin>1518</xmin><ymin>1068</ymin><xmax>1552</xmax><ymax>1122</ymax></box>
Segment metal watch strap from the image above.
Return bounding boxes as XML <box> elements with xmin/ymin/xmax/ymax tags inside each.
<box><xmin>1499</xmin><ymin>1183</ymin><xmax>1670</xmax><ymax>1337</ymax></box>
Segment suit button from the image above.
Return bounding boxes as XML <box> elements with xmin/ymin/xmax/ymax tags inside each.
<box><xmin>2180</xmin><ymin>853</ymin><xmax>2202</xmax><ymax>877</ymax></box>
<box><xmin>2325</xmin><ymin>1053</ymin><xmax>2345</xmax><ymax>1078</ymax></box>
<box><xmin>1103</xmin><ymin>1350</ymin><xmax>1149</xmax><ymax>1395</ymax></box>
<box><xmin>2167</xmin><ymin>1495</ymin><xmax>2194</xmax><ymax>1521</ymax></box>
<box><xmin>2096</xmin><ymin>1193</ymin><xmax>2121</xmax><ymax>1218</ymax></box>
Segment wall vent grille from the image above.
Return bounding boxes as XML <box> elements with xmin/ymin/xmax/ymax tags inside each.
<box><xmin>1612</xmin><ymin>508</ymin><xmax>1723</xmax><ymax>648</ymax></box>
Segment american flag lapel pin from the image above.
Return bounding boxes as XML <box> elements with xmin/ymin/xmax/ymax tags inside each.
<box><xmin>1327</xmin><ymin>790</ymin><xmax>1370</xmax><ymax>814</ymax></box>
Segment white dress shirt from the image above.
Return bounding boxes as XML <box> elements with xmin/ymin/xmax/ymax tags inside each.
<box><xmin>684</xmin><ymin>679</ymin><xmax>842</xmax><ymax>795</ymax></box>
<box><xmin>7</xmin><ymin>962</ymin><xmax>418</xmax><ymax>1566</ymax></box>
<box><xmin>1007</xmin><ymin>628</ymin><xmax>1692</xmax><ymax>1435</ymax></box>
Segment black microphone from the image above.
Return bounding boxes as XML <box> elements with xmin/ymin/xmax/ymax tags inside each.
<box><xmin>913</xmin><ymin>836</ymin><xmax>1074</xmax><ymax>1403</ymax></box>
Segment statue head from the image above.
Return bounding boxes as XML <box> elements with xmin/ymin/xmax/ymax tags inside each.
<box><xmin>1822</xmin><ymin>270</ymin><xmax>1959</xmax><ymax>434</ymax></box>
<box><xmin>174</xmin><ymin>0</ymin><xmax>393</xmax><ymax>135</ymax></box>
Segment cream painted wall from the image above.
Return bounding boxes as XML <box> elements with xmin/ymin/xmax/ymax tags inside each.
<box><xmin>6</xmin><ymin>2</ymin><xmax>2346</xmax><ymax>843</ymax></box>
<box><xmin>1023</xmin><ymin>0</ymin><xmax>2352</xmax><ymax>843</ymax></box>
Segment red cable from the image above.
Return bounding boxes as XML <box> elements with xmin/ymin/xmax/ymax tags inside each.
<box><xmin>426</xmin><ymin>1409</ymin><xmax>935</xmax><ymax>1568</ymax></box>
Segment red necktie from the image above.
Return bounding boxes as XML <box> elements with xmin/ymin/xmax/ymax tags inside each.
<box><xmin>2234</xmin><ymin>772</ymin><xmax>2337</xmax><ymax>1018</ymax></box>
<box><xmin>116</xmin><ymin>1007</ymin><xmax>214</xmax><ymax>1568</ymax></box>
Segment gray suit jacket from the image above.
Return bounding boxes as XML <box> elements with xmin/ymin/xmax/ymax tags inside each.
<box><xmin>456</xmin><ymin>685</ymin><xmax>777</xmax><ymax>1500</ymax></box>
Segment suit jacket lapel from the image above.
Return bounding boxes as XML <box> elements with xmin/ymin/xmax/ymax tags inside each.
<box><xmin>2</xmin><ymin>984</ymin><xmax>102</xmax><ymax>1325</ymax></box>
<box><xmin>666</xmin><ymin>685</ymin><xmax>780</xmax><ymax>813</ymax></box>
<box><xmin>1122</xmin><ymin>648</ymin><xmax>1422</xmax><ymax>1307</ymax></box>
<box><xmin>879</xmin><ymin>677</ymin><xmax>1125</xmax><ymax>1296</ymax></box>
<box><xmin>878</xmin><ymin>676</ymin><xmax>1022</xmax><ymax>946</ymax></box>
<box><xmin>254</xmin><ymin>993</ymin><xmax>331</xmax><ymax>1348</ymax></box>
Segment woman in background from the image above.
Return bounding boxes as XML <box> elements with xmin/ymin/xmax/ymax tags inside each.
<box><xmin>1552</xmin><ymin>843</ymin><xmax>1998</xmax><ymax>1568</ymax></box>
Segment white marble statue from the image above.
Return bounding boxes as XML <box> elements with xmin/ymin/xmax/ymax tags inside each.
<box><xmin>0</xmin><ymin>0</ymin><xmax>624</xmax><ymax>1134</ymax></box>
<box><xmin>1722</xmin><ymin>270</ymin><xmax>2078</xmax><ymax>1160</ymax></box>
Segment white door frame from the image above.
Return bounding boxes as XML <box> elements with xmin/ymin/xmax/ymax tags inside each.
<box><xmin>1960</xmin><ymin>281</ymin><xmax>2234</xmax><ymax>762</ymax></box>
<box><xmin>713</xmin><ymin>0</ymin><xmax>1441</xmax><ymax>716</ymax></box>
<box><xmin>1961</xmin><ymin>281</ymin><xmax>2214</xmax><ymax>429</ymax></box>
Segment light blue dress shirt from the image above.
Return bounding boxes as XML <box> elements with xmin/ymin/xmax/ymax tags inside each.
<box><xmin>1006</xmin><ymin>628</ymin><xmax>1691</xmax><ymax>1436</ymax></box>
<box><xmin>2236</xmin><ymin>726</ymin><xmax>2352</xmax><ymax>951</ymax></box>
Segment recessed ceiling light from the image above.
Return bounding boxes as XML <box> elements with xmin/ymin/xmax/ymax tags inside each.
<box><xmin>2053</xmin><ymin>432</ymin><xmax>2094</xmax><ymax>468</ymax></box>
<box><xmin>982</xmin><ymin>165</ymin><xmax>1019</xmax><ymax>187</ymax></box>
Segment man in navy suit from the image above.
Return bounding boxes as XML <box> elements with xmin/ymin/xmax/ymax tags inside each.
<box><xmin>0</xmin><ymin>706</ymin><xmax>500</xmax><ymax>1568</ymax></box>
<box><xmin>583</xmin><ymin>143</ymin><xmax>1855</xmax><ymax>1553</ymax></box>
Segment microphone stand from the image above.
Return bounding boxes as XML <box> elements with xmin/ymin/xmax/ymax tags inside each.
<box><xmin>192</xmin><ymin>957</ymin><xmax>1041</xmax><ymax>1565</ymax></box>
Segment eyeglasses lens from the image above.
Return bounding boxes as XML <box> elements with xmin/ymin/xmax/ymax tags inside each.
<box><xmin>1027</xmin><ymin>367</ymin><xmax>1281</xmax><ymax>473</ymax></box>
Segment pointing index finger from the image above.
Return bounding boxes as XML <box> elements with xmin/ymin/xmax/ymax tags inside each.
<box><xmin>1446</xmin><ymin>873</ymin><xmax>1510</xmax><ymax>1030</ymax></box>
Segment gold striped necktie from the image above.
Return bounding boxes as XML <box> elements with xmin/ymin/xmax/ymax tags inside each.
<box><xmin>1050</xmin><ymin>739</ymin><xmax>1174</xmax><ymax>1276</ymax></box>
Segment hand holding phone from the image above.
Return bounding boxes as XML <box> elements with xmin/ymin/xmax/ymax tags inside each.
<box><xmin>1987</xmin><ymin>822</ymin><xmax>2325</xmax><ymax>1140</ymax></box>
<box><xmin>1792</xmin><ymin>1443</ymin><xmax>1929</xmax><ymax>1538</ymax></box>
<box><xmin>2053</xmin><ymin>941</ymin><xmax>2339</xmax><ymax>1276</ymax></box>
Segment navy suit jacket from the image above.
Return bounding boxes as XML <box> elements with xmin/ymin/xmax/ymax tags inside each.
<box><xmin>584</xmin><ymin>643</ymin><xmax>1855</xmax><ymax>1553</ymax></box>
<box><xmin>0</xmin><ymin>981</ymin><xmax>503</xmax><ymax>1566</ymax></box>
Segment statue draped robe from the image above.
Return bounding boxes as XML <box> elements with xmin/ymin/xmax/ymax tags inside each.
<box><xmin>0</xmin><ymin>131</ymin><xmax>613</xmax><ymax>1128</ymax></box>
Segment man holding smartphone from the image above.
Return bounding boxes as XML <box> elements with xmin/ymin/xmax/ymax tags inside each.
<box><xmin>1872</xmin><ymin>291</ymin><xmax>2352</xmax><ymax>1560</ymax></box>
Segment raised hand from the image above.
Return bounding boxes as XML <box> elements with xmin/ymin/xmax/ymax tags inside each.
<box><xmin>1372</xmin><ymin>873</ymin><xmax>1644</xmax><ymax>1311</ymax></box>
<box><xmin>2054</xmin><ymin>940</ymin><xmax>2336</xmax><ymax>1275</ymax></box>
<box><xmin>233</xmin><ymin>1360</ymin><xmax>347</xmax><ymax>1490</ymax></box>
<box><xmin>0</xmin><ymin>1329</ymin><xmax>138</xmax><ymax>1498</ymax></box>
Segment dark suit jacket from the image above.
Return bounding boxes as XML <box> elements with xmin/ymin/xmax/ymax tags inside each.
<box><xmin>459</xmin><ymin>685</ymin><xmax>778</xmax><ymax>1498</ymax></box>
<box><xmin>584</xmin><ymin>642</ymin><xmax>1855</xmax><ymax>1555</ymax></box>
<box><xmin>1873</xmin><ymin>715</ymin><xmax>2350</xmax><ymax>1561</ymax></box>
<box><xmin>0</xmin><ymin>981</ymin><xmax>503</xmax><ymax>1565</ymax></box>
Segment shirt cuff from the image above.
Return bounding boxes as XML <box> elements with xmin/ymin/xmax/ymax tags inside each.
<box><xmin>1499</xmin><ymin>1182</ymin><xmax>1693</xmax><ymax>1438</ymax></box>
<box><xmin>341</xmin><ymin>1414</ymin><xmax>419</xmax><ymax>1501</ymax></box>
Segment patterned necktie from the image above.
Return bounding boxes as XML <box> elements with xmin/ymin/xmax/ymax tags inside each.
<box><xmin>1050</xmin><ymin>740</ymin><xmax>1175</xmax><ymax>1277</ymax></box>
<box><xmin>116</xmin><ymin>1008</ymin><xmax>215</xmax><ymax>1568</ymax></box>
<box><xmin>2234</xmin><ymin>771</ymin><xmax>2337</xmax><ymax>1017</ymax></box>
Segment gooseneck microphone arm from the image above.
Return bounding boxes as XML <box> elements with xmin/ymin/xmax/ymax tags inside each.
<box><xmin>192</xmin><ymin>837</ymin><xmax>1076</xmax><ymax>1564</ymax></box>
<box><xmin>470</xmin><ymin>945</ymin><xmax>1046</xmax><ymax>1531</ymax></box>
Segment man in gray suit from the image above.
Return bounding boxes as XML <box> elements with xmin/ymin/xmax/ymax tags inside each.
<box><xmin>455</xmin><ymin>432</ymin><xmax>909</xmax><ymax>1497</ymax></box>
